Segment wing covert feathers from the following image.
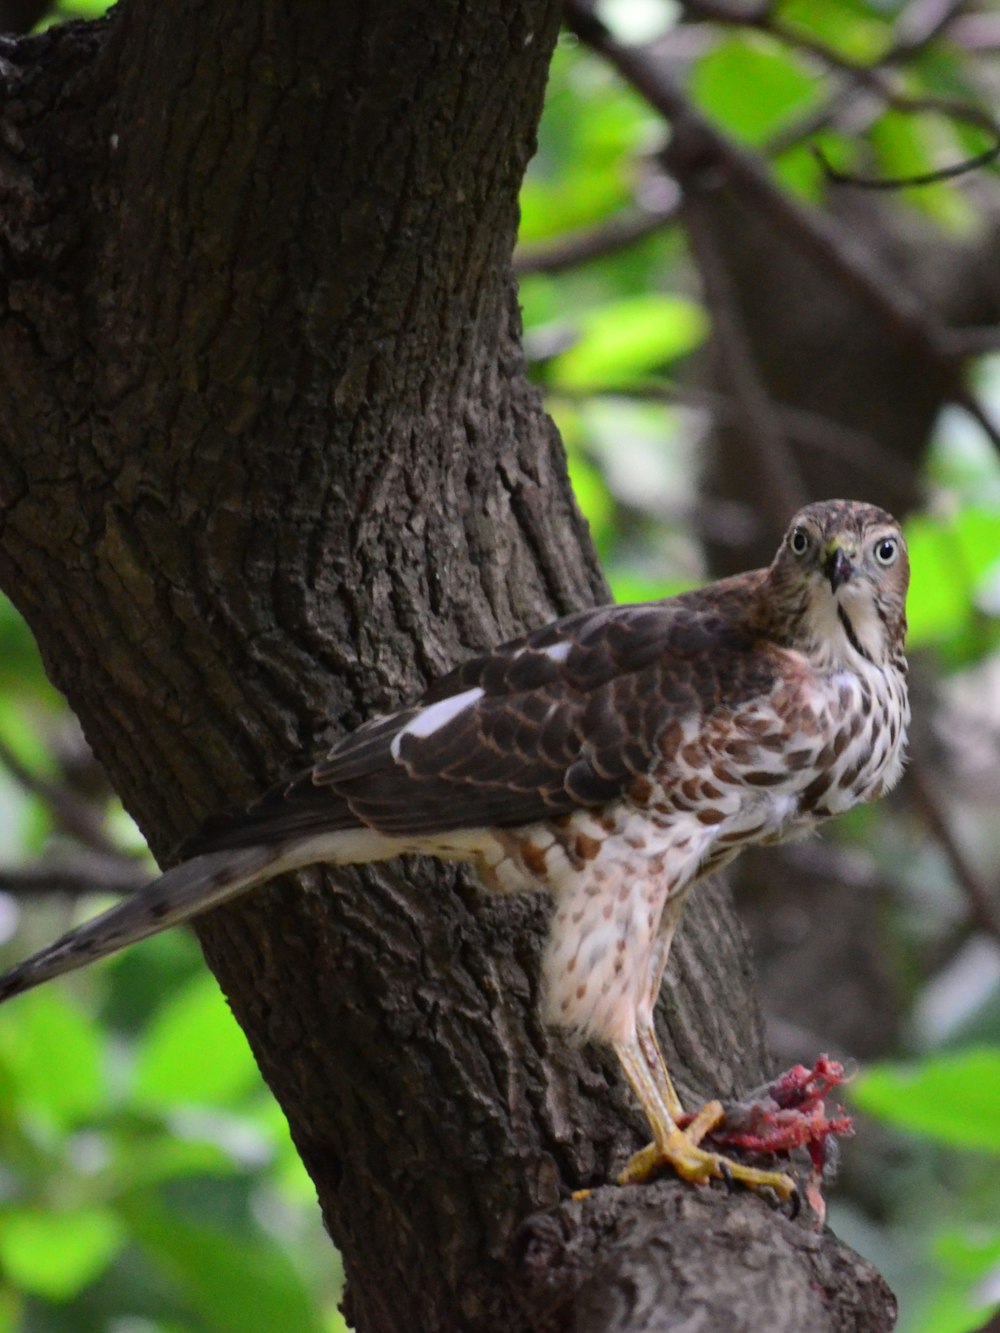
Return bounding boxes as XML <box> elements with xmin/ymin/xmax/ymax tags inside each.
<box><xmin>187</xmin><ymin>590</ymin><xmax>777</xmax><ymax>854</ymax></box>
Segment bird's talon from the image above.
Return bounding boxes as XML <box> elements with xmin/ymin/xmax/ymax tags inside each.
<box><xmin>786</xmin><ymin>1185</ymin><xmax>802</xmax><ymax>1221</ymax></box>
<box><xmin>618</xmin><ymin>1121</ymin><xmax>796</xmax><ymax>1207</ymax></box>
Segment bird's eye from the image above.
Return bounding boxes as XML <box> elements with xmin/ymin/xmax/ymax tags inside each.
<box><xmin>874</xmin><ymin>536</ymin><xmax>898</xmax><ymax>566</ymax></box>
<box><xmin>790</xmin><ymin>527</ymin><xmax>809</xmax><ymax>556</ymax></box>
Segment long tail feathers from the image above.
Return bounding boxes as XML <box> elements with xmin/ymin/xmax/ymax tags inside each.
<box><xmin>0</xmin><ymin>844</ymin><xmax>291</xmax><ymax>1005</ymax></box>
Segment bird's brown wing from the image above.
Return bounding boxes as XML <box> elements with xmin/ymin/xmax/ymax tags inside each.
<box><xmin>186</xmin><ymin>587</ymin><xmax>774</xmax><ymax>853</ymax></box>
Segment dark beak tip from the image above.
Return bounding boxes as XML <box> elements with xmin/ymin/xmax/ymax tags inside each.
<box><xmin>827</xmin><ymin>548</ymin><xmax>854</xmax><ymax>592</ymax></box>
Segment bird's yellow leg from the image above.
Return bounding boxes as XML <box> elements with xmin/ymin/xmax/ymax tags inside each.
<box><xmin>613</xmin><ymin>1037</ymin><xmax>797</xmax><ymax>1202</ymax></box>
<box><xmin>637</xmin><ymin>1021</ymin><xmax>684</xmax><ymax>1118</ymax></box>
<box><xmin>636</xmin><ymin>1020</ymin><xmax>732</xmax><ymax>1145</ymax></box>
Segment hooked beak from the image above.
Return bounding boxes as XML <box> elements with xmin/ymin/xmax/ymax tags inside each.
<box><xmin>825</xmin><ymin>543</ymin><xmax>854</xmax><ymax>593</ymax></box>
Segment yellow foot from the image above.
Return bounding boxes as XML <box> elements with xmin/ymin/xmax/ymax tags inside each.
<box><xmin>618</xmin><ymin>1099</ymin><xmax>797</xmax><ymax>1208</ymax></box>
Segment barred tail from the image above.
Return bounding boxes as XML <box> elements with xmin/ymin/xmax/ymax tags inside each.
<box><xmin>0</xmin><ymin>844</ymin><xmax>292</xmax><ymax>1005</ymax></box>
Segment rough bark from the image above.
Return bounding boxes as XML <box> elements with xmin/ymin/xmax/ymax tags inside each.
<box><xmin>0</xmin><ymin>4</ymin><xmax>894</xmax><ymax>1329</ymax></box>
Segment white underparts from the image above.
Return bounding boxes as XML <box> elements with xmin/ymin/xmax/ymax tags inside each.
<box><xmin>538</xmin><ymin>812</ymin><xmax>714</xmax><ymax>1047</ymax></box>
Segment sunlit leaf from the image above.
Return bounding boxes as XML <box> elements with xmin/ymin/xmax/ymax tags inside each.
<box><xmin>870</xmin><ymin>111</ymin><xmax>975</xmax><ymax>231</ymax></box>
<box><xmin>522</xmin><ymin>46</ymin><xmax>657</xmax><ymax>242</ymax></box>
<box><xmin>691</xmin><ymin>35</ymin><xmax>817</xmax><ymax>145</ymax></box>
<box><xmin>110</xmin><ymin>1133</ymin><xmax>239</xmax><ymax>1191</ymax></box>
<box><xmin>550</xmin><ymin>295</ymin><xmax>707</xmax><ymax>390</ymax></box>
<box><xmin>610</xmin><ymin>574</ymin><xmax>696</xmax><ymax>605</ymax></box>
<box><xmin>934</xmin><ymin>1226</ymin><xmax>1000</xmax><ymax>1280</ymax></box>
<box><xmin>852</xmin><ymin>1049</ymin><xmax>1000</xmax><ymax>1153</ymax></box>
<box><xmin>0</xmin><ymin>596</ymin><xmax>55</xmax><ymax>701</ymax></box>
<box><xmin>129</xmin><ymin>1200</ymin><xmax>326</xmax><ymax>1333</ymax></box>
<box><xmin>54</xmin><ymin>0</ymin><xmax>114</xmax><ymax>16</ymax></box>
<box><xmin>904</xmin><ymin>508</ymin><xmax>1000</xmax><ymax>649</ymax></box>
<box><xmin>777</xmin><ymin>0</ymin><xmax>891</xmax><ymax>62</ymax></box>
<box><xmin>910</xmin><ymin>1282</ymin><xmax>998</xmax><ymax>1333</ymax></box>
<box><xmin>567</xmin><ymin>452</ymin><xmax>616</xmax><ymax>558</ymax></box>
<box><xmin>0</xmin><ymin>1205</ymin><xmax>124</xmax><ymax>1299</ymax></box>
<box><xmin>0</xmin><ymin>1286</ymin><xmax>20</xmax><ymax>1333</ymax></box>
<box><xmin>131</xmin><ymin>973</ymin><xmax>260</xmax><ymax>1110</ymax></box>
<box><xmin>905</xmin><ymin>516</ymin><xmax>970</xmax><ymax>645</ymax></box>
<box><xmin>0</xmin><ymin>988</ymin><xmax>105</xmax><ymax>1129</ymax></box>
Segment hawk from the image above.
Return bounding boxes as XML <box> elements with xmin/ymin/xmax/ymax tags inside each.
<box><xmin>0</xmin><ymin>499</ymin><xmax>909</xmax><ymax>1203</ymax></box>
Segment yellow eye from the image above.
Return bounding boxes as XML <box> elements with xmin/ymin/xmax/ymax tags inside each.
<box><xmin>874</xmin><ymin>537</ymin><xmax>898</xmax><ymax>566</ymax></box>
<box><xmin>790</xmin><ymin>527</ymin><xmax>809</xmax><ymax>556</ymax></box>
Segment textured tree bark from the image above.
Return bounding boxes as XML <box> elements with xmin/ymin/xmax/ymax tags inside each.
<box><xmin>0</xmin><ymin>4</ymin><xmax>895</xmax><ymax>1329</ymax></box>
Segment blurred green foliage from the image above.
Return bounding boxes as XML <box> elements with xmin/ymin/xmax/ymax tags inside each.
<box><xmin>2</xmin><ymin>0</ymin><xmax>1000</xmax><ymax>1329</ymax></box>
<box><xmin>0</xmin><ymin>924</ymin><xmax>346</xmax><ymax>1332</ymax></box>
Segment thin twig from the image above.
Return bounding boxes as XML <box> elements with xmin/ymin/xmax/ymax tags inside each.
<box><xmin>0</xmin><ymin>734</ymin><xmax>117</xmax><ymax>854</ymax></box>
<box><xmin>514</xmin><ymin>190</ymin><xmax>680</xmax><ymax>274</ymax></box>
<box><xmin>0</xmin><ymin>851</ymin><xmax>150</xmax><ymax>900</ymax></box>
<box><xmin>555</xmin><ymin>382</ymin><xmax>908</xmax><ymax>490</ymax></box>
<box><xmin>814</xmin><ymin>137</ymin><xmax>1000</xmax><ymax>191</ymax></box>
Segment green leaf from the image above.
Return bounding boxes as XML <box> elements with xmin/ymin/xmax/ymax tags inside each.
<box><xmin>904</xmin><ymin>516</ymin><xmax>970</xmax><ymax>645</ymax></box>
<box><xmin>690</xmin><ymin>35</ymin><xmax>817</xmax><ymax>145</ymax></box>
<box><xmin>520</xmin><ymin>46</ymin><xmax>656</xmax><ymax>242</ymax></box>
<box><xmin>566</xmin><ymin>452</ymin><xmax>615</xmax><ymax>557</ymax></box>
<box><xmin>0</xmin><ymin>1205</ymin><xmax>124</xmax><ymax>1299</ymax></box>
<box><xmin>903</xmin><ymin>508</ymin><xmax>1000</xmax><ymax>649</ymax></box>
<box><xmin>870</xmin><ymin>111</ymin><xmax>975</xmax><ymax>230</ymax></box>
<box><xmin>0</xmin><ymin>1286</ymin><xmax>21</xmax><ymax>1333</ymax></box>
<box><xmin>610</xmin><ymin>573</ymin><xmax>696</xmax><ymax>605</ymax></box>
<box><xmin>0</xmin><ymin>596</ymin><xmax>56</xmax><ymax>701</ymax></box>
<box><xmin>131</xmin><ymin>974</ymin><xmax>261</xmax><ymax>1110</ymax></box>
<box><xmin>54</xmin><ymin>0</ymin><xmax>115</xmax><ymax>16</ymax></box>
<box><xmin>852</xmin><ymin>1049</ymin><xmax>1000</xmax><ymax>1153</ymax></box>
<box><xmin>776</xmin><ymin>0</ymin><xmax>891</xmax><ymax>62</ymax></box>
<box><xmin>0</xmin><ymin>988</ymin><xmax>105</xmax><ymax>1130</ymax></box>
<box><xmin>129</xmin><ymin>1201</ymin><xmax>326</xmax><ymax>1333</ymax></box>
<box><xmin>550</xmin><ymin>295</ymin><xmax>707</xmax><ymax>390</ymax></box>
<box><xmin>934</xmin><ymin>1225</ymin><xmax>1000</xmax><ymax>1280</ymax></box>
<box><xmin>110</xmin><ymin>1132</ymin><xmax>239</xmax><ymax>1192</ymax></box>
<box><xmin>911</xmin><ymin>1284</ymin><xmax>998</xmax><ymax>1333</ymax></box>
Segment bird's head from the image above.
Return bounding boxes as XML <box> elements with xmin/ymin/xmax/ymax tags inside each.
<box><xmin>768</xmin><ymin>499</ymin><xmax>909</xmax><ymax>668</ymax></box>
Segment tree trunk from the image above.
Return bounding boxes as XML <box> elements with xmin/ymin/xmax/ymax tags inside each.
<box><xmin>0</xmin><ymin>4</ymin><xmax>896</xmax><ymax>1329</ymax></box>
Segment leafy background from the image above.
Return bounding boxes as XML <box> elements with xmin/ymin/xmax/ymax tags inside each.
<box><xmin>3</xmin><ymin>1</ymin><xmax>1000</xmax><ymax>1329</ymax></box>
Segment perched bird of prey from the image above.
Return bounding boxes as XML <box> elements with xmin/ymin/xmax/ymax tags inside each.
<box><xmin>0</xmin><ymin>499</ymin><xmax>909</xmax><ymax>1203</ymax></box>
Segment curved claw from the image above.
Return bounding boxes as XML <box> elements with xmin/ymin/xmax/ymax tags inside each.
<box><xmin>786</xmin><ymin>1185</ymin><xmax>802</xmax><ymax>1221</ymax></box>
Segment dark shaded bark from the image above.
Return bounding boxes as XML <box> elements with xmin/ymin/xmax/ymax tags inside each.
<box><xmin>0</xmin><ymin>4</ymin><xmax>893</xmax><ymax>1329</ymax></box>
<box><xmin>515</xmin><ymin>1184</ymin><xmax>897</xmax><ymax>1332</ymax></box>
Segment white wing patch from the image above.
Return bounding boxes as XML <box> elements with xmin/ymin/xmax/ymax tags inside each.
<box><xmin>390</xmin><ymin>687</ymin><xmax>484</xmax><ymax>758</ymax></box>
<box><xmin>543</xmin><ymin>641</ymin><xmax>572</xmax><ymax>663</ymax></box>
